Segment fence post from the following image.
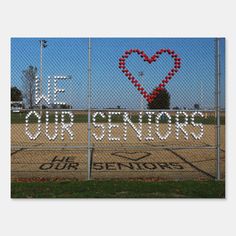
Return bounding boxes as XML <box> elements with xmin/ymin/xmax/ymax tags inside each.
<box><xmin>87</xmin><ymin>38</ymin><xmax>92</xmax><ymax>180</ymax></box>
<box><xmin>215</xmin><ymin>38</ymin><xmax>221</xmax><ymax>180</ymax></box>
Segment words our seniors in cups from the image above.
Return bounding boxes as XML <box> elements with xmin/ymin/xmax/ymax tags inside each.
<box><xmin>25</xmin><ymin>75</ymin><xmax>204</xmax><ymax>141</ymax></box>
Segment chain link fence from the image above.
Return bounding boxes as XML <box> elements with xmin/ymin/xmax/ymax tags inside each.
<box><xmin>11</xmin><ymin>38</ymin><xmax>225</xmax><ymax>181</ymax></box>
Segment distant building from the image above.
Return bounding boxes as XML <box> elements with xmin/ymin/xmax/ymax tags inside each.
<box><xmin>11</xmin><ymin>101</ymin><xmax>24</xmax><ymax>112</ymax></box>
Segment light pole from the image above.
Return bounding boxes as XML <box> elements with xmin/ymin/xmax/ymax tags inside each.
<box><xmin>39</xmin><ymin>40</ymin><xmax>47</xmax><ymax>113</ymax></box>
<box><xmin>200</xmin><ymin>80</ymin><xmax>204</xmax><ymax>109</ymax></box>
<box><xmin>138</xmin><ymin>71</ymin><xmax>144</xmax><ymax>110</ymax></box>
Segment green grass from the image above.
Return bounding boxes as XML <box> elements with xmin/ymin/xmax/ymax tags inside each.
<box><xmin>11</xmin><ymin>112</ymin><xmax>89</xmax><ymax>124</ymax></box>
<box><xmin>11</xmin><ymin>180</ymin><xmax>225</xmax><ymax>198</ymax></box>
<box><xmin>11</xmin><ymin>112</ymin><xmax>225</xmax><ymax>125</ymax></box>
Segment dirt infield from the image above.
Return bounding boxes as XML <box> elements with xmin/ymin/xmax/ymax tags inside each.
<box><xmin>11</xmin><ymin>124</ymin><xmax>225</xmax><ymax>180</ymax></box>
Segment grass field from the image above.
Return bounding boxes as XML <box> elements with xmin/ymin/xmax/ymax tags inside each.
<box><xmin>11</xmin><ymin>180</ymin><xmax>225</xmax><ymax>198</ymax></box>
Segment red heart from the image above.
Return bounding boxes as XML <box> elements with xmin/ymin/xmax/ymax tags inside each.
<box><xmin>119</xmin><ymin>49</ymin><xmax>181</xmax><ymax>103</ymax></box>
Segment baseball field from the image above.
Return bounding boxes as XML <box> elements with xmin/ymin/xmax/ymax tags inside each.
<box><xmin>11</xmin><ymin>113</ymin><xmax>225</xmax><ymax>181</ymax></box>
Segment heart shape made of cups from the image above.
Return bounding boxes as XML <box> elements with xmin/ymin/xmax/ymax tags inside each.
<box><xmin>119</xmin><ymin>49</ymin><xmax>181</xmax><ymax>103</ymax></box>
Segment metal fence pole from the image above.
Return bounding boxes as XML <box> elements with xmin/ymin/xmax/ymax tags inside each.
<box><xmin>87</xmin><ymin>38</ymin><xmax>92</xmax><ymax>180</ymax></box>
<box><xmin>215</xmin><ymin>38</ymin><xmax>221</xmax><ymax>180</ymax></box>
<box><xmin>40</xmin><ymin>40</ymin><xmax>43</xmax><ymax>115</ymax></box>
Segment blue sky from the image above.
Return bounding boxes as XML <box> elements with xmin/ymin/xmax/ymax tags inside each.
<box><xmin>11</xmin><ymin>38</ymin><xmax>225</xmax><ymax>109</ymax></box>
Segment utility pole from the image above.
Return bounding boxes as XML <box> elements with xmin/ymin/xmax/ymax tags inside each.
<box><xmin>200</xmin><ymin>80</ymin><xmax>204</xmax><ymax>109</ymax></box>
<box><xmin>39</xmin><ymin>40</ymin><xmax>47</xmax><ymax>113</ymax></box>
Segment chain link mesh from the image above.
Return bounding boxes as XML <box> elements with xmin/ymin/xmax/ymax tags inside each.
<box><xmin>11</xmin><ymin>38</ymin><xmax>225</xmax><ymax>181</ymax></box>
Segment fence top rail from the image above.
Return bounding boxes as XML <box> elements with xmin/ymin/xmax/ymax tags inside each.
<box><xmin>11</xmin><ymin>145</ymin><xmax>217</xmax><ymax>151</ymax></box>
<box><xmin>12</xmin><ymin>108</ymin><xmax>217</xmax><ymax>112</ymax></box>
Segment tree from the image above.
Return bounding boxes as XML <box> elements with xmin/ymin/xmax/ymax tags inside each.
<box><xmin>194</xmin><ymin>103</ymin><xmax>200</xmax><ymax>110</ymax></box>
<box><xmin>59</xmin><ymin>104</ymin><xmax>72</xmax><ymax>109</ymax></box>
<box><xmin>42</xmin><ymin>104</ymin><xmax>49</xmax><ymax>109</ymax></box>
<box><xmin>22</xmin><ymin>66</ymin><xmax>37</xmax><ymax>108</ymax></box>
<box><xmin>173</xmin><ymin>106</ymin><xmax>179</xmax><ymax>110</ymax></box>
<box><xmin>147</xmin><ymin>88</ymin><xmax>170</xmax><ymax>109</ymax></box>
<box><xmin>11</xmin><ymin>86</ymin><xmax>23</xmax><ymax>101</ymax></box>
<box><xmin>52</xmin><ymin>103</ymin><xmax>72</xmax><ymax>109</ymax></box>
